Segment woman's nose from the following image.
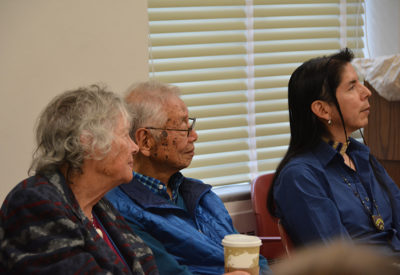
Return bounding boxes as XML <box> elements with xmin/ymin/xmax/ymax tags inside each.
<box><xmin>360</xmin><ymin>83</ymin><xmax>372</xmax><ymax>98</ymax></box>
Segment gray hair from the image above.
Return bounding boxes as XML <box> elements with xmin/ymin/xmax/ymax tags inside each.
<box><xmin>124</xmin><ymin>80</ymin><xmax>181</xmax><ymax>141</ymax></box>
<box><xmin>29</xmin><ymin>84</ymin><xmax>131</xmax><ymax>178</ymax></box>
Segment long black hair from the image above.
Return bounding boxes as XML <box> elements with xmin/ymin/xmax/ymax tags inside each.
<box><xmin>267</xmin><ymin>48</ymin><xmax>395</xmax><ymax>219</ymax></box>
<box><xmin>267</xmin><ymin>48</ymin><xmax>354</xmax><ymax>215</ymax></box>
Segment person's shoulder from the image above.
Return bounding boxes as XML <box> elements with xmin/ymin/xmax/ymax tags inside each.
<box><xmin>277</xmin><ymin>153</ymin><xmax>327</xmax><ymax>187</ymax></box>
<box><xmin>348</xmin><ymin>137</ymin><xmax>372</xmax><ymax>158</ymax></box>
<box><xmin>0</xmin><ymin>174</ymin><xmax>71</xmax><ymax>233</ymax></box>
<box><xmin>283</xmin><ymin>152</ymin><xmax>320</xmax><ymax>172</ymax></box>
<box><xmin>182</xmin><ymin>176</ymin><xmax>213</xmax><ymax>195</ymax></box>
<box><xmin>183</xmin><ymin>176</ymin><xmax>205</xmax><ymax>185</ymax></box>
<box><xmin>105</xmin><ymin>184</ymin><xmax>145</xmax><ymax>217</ymax></box>
<box><xmin>181</xmin><ymin>176</ymin><xmax>222</xmax><ymax>202</ymax></box>
<box><xmin>2</xmin><ymin>175</ymin><xmax>62</xmax><ymax>206</ymax></box>
<box><xmin>182</xmin><ymin>176</ymin><xmax>212</xmax><ymax>190</ymax></box>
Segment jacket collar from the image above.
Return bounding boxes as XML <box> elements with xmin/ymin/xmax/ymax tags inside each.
<box><xmin>119</xmin><ymin>174</ymin><xmax>212</xmax><ymax>216</ymax></box>
<box><xmin>43</xmin><ymin>171</ymin><xmax>85</xmax><ymax>221</ymax></box>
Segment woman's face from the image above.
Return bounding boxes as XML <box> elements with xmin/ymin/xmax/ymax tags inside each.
<box><xmin>95</xmin><ymin>114</ymin><xmax>138</xmax><ymax>185</ymax></box>
<box><xmin>332</xmin><ymin>62</ymin><xmax>372</xmax><ymax>133</ymax></box>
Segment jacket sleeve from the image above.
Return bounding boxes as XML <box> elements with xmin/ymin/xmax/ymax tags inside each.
<box><xmin>0</xmin><ymin>186</ymin><xmax>117</xmax><ymax>274</ymax></box>
<box><xmin>127</xmin><ymin>220</ymin><xmax>193</xmax><ymax>275</ymax></box>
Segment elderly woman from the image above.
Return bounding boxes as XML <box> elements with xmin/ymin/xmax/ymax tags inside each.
<box><xmin>0</xmin><ymin>85</ymin><xmax>158</xmax><ymax>274</ymax></box>
<box><xmin>267</xmin><ymin>48</ymin><xmax>400</xmax><ymax>258</ymax></box>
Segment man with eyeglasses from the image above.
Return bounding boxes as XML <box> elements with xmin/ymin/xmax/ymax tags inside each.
<box><xmin>106</xmin><ymin>81</ymin><xmax>269</xmax><ymax>275</ymax></box>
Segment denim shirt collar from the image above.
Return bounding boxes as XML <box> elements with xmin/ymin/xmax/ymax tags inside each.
<box><xmin>313</xmin><ymin>137</ymin><xmax>370</xmax><ymax>168</ymax></box>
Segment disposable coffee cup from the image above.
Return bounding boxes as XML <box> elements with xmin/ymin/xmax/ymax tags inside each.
<box><xmin>222</xmin><ymin>234</ymin><xmax>262</xmax><ymax>275</ymax></box>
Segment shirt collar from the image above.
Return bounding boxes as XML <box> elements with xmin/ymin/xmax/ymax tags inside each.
<box><xmin>133</xmin><ymin>171</ymin><xmax>184</xmax><ymax>202</ymax></box>
<box><xmin>313</xmin><ymin>137</ymin><xmax>370</xmax><ymax>167</ymax></box>
<box><xmin>321</xmin><ymin>137</ymin><xmax>349</xmax><ymax>156</ymax></box>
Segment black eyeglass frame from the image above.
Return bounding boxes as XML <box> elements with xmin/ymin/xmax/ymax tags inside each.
<box><xmin>144</xmin><ymin>117</ymin><xmax>196</xmax><ymax>137</ymax></box>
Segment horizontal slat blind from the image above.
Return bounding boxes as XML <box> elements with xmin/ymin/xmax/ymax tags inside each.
<box><xmin>148</xmin><ymin>0</ymin><xmax>364</xmax><ymax>186</ymax></box>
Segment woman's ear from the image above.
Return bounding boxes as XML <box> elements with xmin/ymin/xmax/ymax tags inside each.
<box><xmin>135</xmin><ymin>128</ymin><xmax>153</xmax><ymax>157</ymax></box>
<box><xmin>311</xmin><ymin>100</ymin><xmax>332</xmax><ymax>121</ymax></box>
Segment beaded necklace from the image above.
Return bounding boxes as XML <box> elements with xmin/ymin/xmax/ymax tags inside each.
<box><xmin>341</xmin><ymin>175</ymin><xmax>384</xmax><ymax>231</ymax></box>
<box><xmin>324</xmin><ymin>138</ymin><xmax>385</xmax><ymax>231</ymax></box>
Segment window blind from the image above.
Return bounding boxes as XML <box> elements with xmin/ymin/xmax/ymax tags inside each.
<box><xmin>148</xmin><ymin>0</ymin><xmax>365</xmax><ymax>187</ymax></box>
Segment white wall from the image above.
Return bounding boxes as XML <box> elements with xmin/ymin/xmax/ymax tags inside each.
<box><xmin>365</xmin><ymin>0</ymin><xmax>400</xmax><ymax>57</ymax></box>
<box><xmin>0</xmin><ymin>0</ymin><xmax>148</xmax><ymax>203</ymax></box>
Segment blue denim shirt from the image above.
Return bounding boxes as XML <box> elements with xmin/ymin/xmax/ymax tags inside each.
<box><xmin>274</xmin><ymin>138</ymin><xmax>400</xmax><ymax>257</ymax></box>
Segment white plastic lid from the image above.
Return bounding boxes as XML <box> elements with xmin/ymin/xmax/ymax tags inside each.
<box><xmin>221</xmin><ymin>234</ymin><xmax>262</xmax><ymax>247</ymax></box>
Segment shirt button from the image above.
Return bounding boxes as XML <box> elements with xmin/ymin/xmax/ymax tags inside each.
<box><xmin>158</xmin><ymin>184</ymin><xmax>163</xmax><ymax>190</ymax></box>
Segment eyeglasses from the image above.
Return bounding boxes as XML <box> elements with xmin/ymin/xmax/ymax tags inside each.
<box><xmin>145</xmin><ymin>117</ymin><xmax>196</xmax><ymax>137</ymax></box>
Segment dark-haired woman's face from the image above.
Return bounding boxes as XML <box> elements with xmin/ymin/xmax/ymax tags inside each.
<box><xmin>334</xmin><ymin>63</ymin><xmax>372</xmax><ymax>132</ymax></box>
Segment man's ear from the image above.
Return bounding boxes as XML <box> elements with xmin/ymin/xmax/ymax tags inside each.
<box><xmin>311</xmin><ymin>100</ymin><xmax>332</xmax><ymax>121</ymax></box>
<box><xmin>135</xmin><ymin>128</ymin><xmax>153</xmax><ymax>157</ymax></box>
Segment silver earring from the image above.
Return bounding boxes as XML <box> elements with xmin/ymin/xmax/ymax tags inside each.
<box><xmin>327</xmin><ymin>119</ymin><xmax>332</xmax><ymax>125</ymax></box>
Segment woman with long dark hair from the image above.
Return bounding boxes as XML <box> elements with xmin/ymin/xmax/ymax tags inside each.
<box><xmin>267</xmin><ymin>48</ymin><xmax>400</xmax><ymax>257</ymax></box>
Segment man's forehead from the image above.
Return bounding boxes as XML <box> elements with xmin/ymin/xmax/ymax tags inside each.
<box><xmin>164</xmin><ymin>100</ymin><xmax>188</xmax><ymax>119</ymax></box>
<box><xmin>165</xmin><ymin>111</ymin><xmax>188</xmax><ymax>123</ymax></box>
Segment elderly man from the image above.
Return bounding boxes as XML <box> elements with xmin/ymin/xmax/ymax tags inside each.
<box><xmin>106</xmin><ymin>81</ymin><xmax>269</xmax><ymax>275</ymax></box>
